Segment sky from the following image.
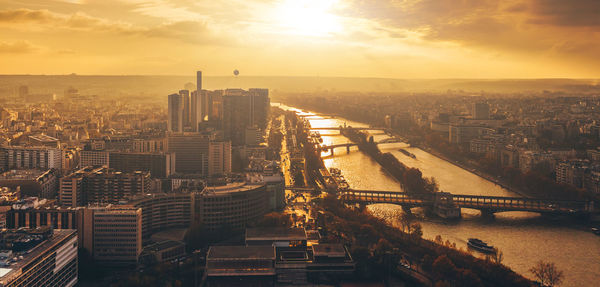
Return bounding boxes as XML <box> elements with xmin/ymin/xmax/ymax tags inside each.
<box><xmin>0</xmin><ymin>0</ymin><xmax>599</xmax><ymax>78</ymax></box>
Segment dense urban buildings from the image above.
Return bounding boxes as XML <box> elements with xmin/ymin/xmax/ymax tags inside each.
<box><xmin>59</xmin><ymin>167</ymin><xmax>151</xmax><ymax>207</ymax></box>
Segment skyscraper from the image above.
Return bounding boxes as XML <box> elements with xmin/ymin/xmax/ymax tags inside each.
<box><xmin>168</xmin><ymin>93</ymin><xmax>183</xmax><ymax>132</ymax></box>
<box><xmin>223</xmin><ymin>89</ymin><xmax>252</xmax><ymax>146</ymax></box>
<box><xmin>249</xmin><ymin>88</ymin><xmax>270</xmax><ymax>130</ymax></box>
<box><xmin>191</xmin><ymin>90</ymin><xmax>201</xmax><ymax>131</ymax></box>
<box><xmin>222</xmin><ymin>88</ymin><xmax>269</xmax><ymax>146</ymax></box>
<box><xmin>196</xmin><ymin>70</ymin><xmax>202</xmax><ymax>91</ymax></box>
<box><xmin>180</xmin><ymin>89</ymin><xmax>190</xmax><ymax>127</ymax></box>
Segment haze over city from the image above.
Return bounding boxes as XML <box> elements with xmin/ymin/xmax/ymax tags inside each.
<box><xmin>1</xmin><ymin>0</ymin><xmax>600</xmax><ymax>78</ymax></box>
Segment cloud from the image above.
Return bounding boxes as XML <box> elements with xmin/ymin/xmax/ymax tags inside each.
<box><xmin>0</xmin><ymin>40</ymin><xmax>40</xmax><ymax>53</ymax></box>
<box><xmin>528</xmin><ymin>0</ymin><xmax>600</xmax><ymax>27</ymax></box>
<box><xmin>0</xmin><ymin>8</ymin><xmax>226</xmax><ymax>45</ymax></box>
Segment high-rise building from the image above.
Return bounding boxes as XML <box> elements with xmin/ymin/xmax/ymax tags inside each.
<box><xmin>249</xmin><ymin>88</ymin><xmax>270</xmax><ymax>130</ymax></box>
<box><xmin>208</xmin><ymin>141</ymin><xmax>232</xmax><ymax>176</ymax></box>
<box><xmin>196</xmin><ymin>70</ymin><xmax>202</xmax><ymax>91</ymax></box>
<box><xmin>222</xmin><ymin>88</ymin><xmax>269</xmax><ymax>146</ymax></box>
<box><xmin>168</xmin><ymin>93</ymin><xmax>183</xmax><ymax>132</ymax></box>
<box><xmin>223</xmin><ymin>89</ymin><xmax>252</xmax><ymax>146</ymax></box>
<box><xmin>0</xmin><ymin>228</ymin><xmax>78</xmax><ymax>287</ymax></box>
<box><xmin>167</xmin><ymin>133</ymin><xmax>210</xmax><ymax>174</ymax></box>
<box><xmin>83</xmin><ymin>205</ymin><xmax>142</xmax><ymax>265</ymax></box>
<box><xmin>472</xmin><ymin>102</ymin><xmax>490</xmax><ymax>120</ymax></box>
<box><xmin>191</xmin><ymin>90</ymin><xmax>200</xmax><ymax>131</ymax></box>
<box><xmin>180</xmin><ymin>89</ymin><xmax>190</xmax><ymax>127</ymax></box>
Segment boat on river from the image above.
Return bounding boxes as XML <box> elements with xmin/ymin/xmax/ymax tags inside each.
<box><xmin>467</xmin><ymin>238</ymin><xmax>495</xmax><ymax>254</ymax></box>
<box><xmin>399</xmin><ymin>148</ymin><xmax>416</xmax><ymax>159</ymax></box>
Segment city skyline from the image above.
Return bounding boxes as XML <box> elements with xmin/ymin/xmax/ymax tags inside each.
<box><xmin>1</xmin><ymin>0</ymin><xmax>600</xmax><ymax>78</ymax></box>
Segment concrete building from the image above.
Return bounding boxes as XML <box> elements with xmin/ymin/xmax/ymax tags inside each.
<box><xmin>59</xmin><ymin>167</ymin><xmax>151</xmax><ymax>207</ymax></box>
<box><xmin>79</xmin><ymin>150</ymin><xmax>109</xmax><ymax>167</ymax></box>
<box><xmin>0</xmin><ymin>169</ymin><xmax>58</xmax><ymax>199</ymax></box>
<box><xmin>0</xmin><ymin>146</ymin><xmax>62</xmax><ymax>170</ymax></box>
<box><xmin>0</xmin><ymin>228</ymin><xmax>78</xmax><ymax>287</ymax></box>
<box><xmin>28</xmin><ymin>134</ymin><xmax>60</xmax><ymax>148</ymax></box>
<box><xmin>139</xmin><ymin>240</ymin><xmax>186</xmax><ymax>264</ymax></box>
<box><xmin>208</xmin><ymin>141</ymin><xmax>232</xmax><ymax>176</ymax></box>
<box><xmin>449</xmin><ymin>124</ymin><xmax>492</xmax><ymax>145</ymax></box>
<box><xmin>168</xmin><ymin>93</ymin><xmax>183</xmax><ymax>133</ymax></box>
<box><xmin>195</xmin><ymin>182</ymin><xmax>269</xmax><ymax>230</ymax></box>
<box><xmin>222</xmin><ymin>88</ymin><xmax>270</xmax><ymax>146</ymax></box>
<box><xmin>167</xmin><ymin>133</ymin><xmax>210</xmax><ymax>175</ymax></box>
<box><xmin>109</xmin><ymin>152</ymin><xmax>175</xmax><ymax>178</ymax></box>
<box><xmin>131</xmin><ymin>138</ymin><xmax>166</xmax><ymax>153</ymax></box>
<box><xmin>180</xmin><ymin>89</ymin><xmax>190</xmax><ymax>128</ymax></box>
<box><xmin>83</xmin><ymin>205</ymin><xmax>142</xmax><ymax>265</ymax></box>
<box><xmin>472</xmin><ymin>102</ymin><xmax>490</xmax><ymax>120</ymax></box>
<box><xmin>129</xmin><ymin>193</ymin><xmax>193</xmax><ymax>242</ymax></box>
<box><xmin>206</xmin><ymin>245</ymin><xmax>276</xmax><ymax>286</ymax></box>
<box><xmin>207</xmin><ymin>228</ymin><xmax>354</xmax><ymax>286</ymax></box>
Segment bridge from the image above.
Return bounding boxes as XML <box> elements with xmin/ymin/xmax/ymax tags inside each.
<box><xmin>310</xmin><ymin>126</ymin><xmax>388</xmax><ymax>132</ymax></box>
<box><xmin>317</xmin><ymin>138</ymin><xmax>405</xmax><ymax>155</ymax></box>
<box><xmin>339</xmin><ymin>189</ymin><xmax>595</xmax><ymax>215</ymax></box>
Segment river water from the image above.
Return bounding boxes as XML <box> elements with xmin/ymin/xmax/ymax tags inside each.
<box><xmin>277</xmin><ymin>104</ymin><xmax>600</xmax><ymax>287</ymax></box>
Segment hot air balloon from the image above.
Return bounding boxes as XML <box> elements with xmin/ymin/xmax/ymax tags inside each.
<box><xmin>233</xmin><ymin>69</ymin><xmax>239</xmax><ymax>76</ymax></box>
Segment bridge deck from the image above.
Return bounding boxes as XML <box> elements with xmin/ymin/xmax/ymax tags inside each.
<box><xmin>340</xmin><ymin>190</ymin><xmax>593</xmax><ymax>214</ymax></box>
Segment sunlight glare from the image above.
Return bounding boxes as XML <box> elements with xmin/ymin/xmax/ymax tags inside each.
<box><xmin>275</xmin><ymin>0</ymin><xmax>342</xmax><ymax>37</ymax></box>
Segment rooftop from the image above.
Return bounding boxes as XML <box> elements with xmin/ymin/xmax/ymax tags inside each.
<box><xmin>0</xmin><ymin>169</ymin><xmax>52</xmax><ymax>180</ymax></box>
<box><xmin>207</xmin><ymin>245</ymin><xmax>275</xmax><ymax>260</ymax></box>
<box><xmin>246</xmin><ymin>227</ymin><xmax>306</xmax><ymax>241</ymax></box>
<box><xmin>203</xmin><ymin>181</ymin><xmax>265</xmax><ymax>195</ymax></box>
<box><xmin>28</xmin><ymin>134</ymin><xmax>59</xmax><ymax>143</ymax></box>
<box><xmin>312</xmin><ymin>244</ymin><xmax>346</xmax><ymax>258</ymax></box>
<box><xmin>144</xmin><ymin>240</ymin><xmax>184</xmax><ymax>252</ymax></box>
<box><xmin>0</xmin><ymin>229</ymin><xmax>75</xmax><ymax>285</ymax></box>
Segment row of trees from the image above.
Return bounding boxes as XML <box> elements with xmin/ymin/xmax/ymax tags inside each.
<box><xmin>343</xmin><ymin>128</ymin><xmax>438</xmax><ymax>194</ymax></box>
<box><xmin>319</xmin><ymin>195</ymin><xmax>532</xmax><ymax>287</ymax></box>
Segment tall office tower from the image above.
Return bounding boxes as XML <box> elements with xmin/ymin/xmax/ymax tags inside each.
<box><xmin>191</xmin><ymin>90</ymin><xmax>201</xmax><ymax>131</ymax></box>
<box><xmin>179</xmin><ymin>89</ymin><xmax>190</xmax><ymax>127</ymax></box>
<box><xmin>196</xmin><ymin>70</ymin><xmax>202</xmax><ymax>91</ymax></box>
<box><xmin>223</xmin><ymin>89</ymin><xmax>252</xmax><ymax>146</ymax></box>
<box><xmin>83</xmin><ymin>205</ymin><xmax>142</xmax><ymax>264</ymax></box>
<box><xmin>168</xmin><ymin>93</ymin><xmax>183</xmax><ymax>132</ymax></box>
<box><xmin>472</xmin><ymin>102</ymin><xmax>490</xmax><ymax>120</ymax></box>
<box><xmin>167</xmin><ymin>133</ymin><xmax>211</xmax><ymax>175</ymax></box>
<box><xmin>210</xmin><ymin>90</ymin><xmax>224</xmax><ymax>122</ymax></box>
<box><xmin>249</xmin><ymin>88</ymin><xmax>270</xmax><ymax>130</ymax></box>
<box><xmin>208</xmin><ymin>141</ymin><xmax>232</xmax><ymax>176</ymax></box>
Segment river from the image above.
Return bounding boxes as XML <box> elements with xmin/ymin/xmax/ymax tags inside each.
<box><xmin>276</xmin><ymin>103</ymin><xmax>600</xmax><ymax>287</ymax></box>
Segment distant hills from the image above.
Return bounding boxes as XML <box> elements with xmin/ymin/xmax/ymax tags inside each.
<box><xmin>0</xmin><ymin>75</ymin><xmax>598</xmax><ymax>99</ymax></box>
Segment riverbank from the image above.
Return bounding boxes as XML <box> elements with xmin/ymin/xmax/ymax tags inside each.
<box><xmin>410</xmin><ymin>143</ymin><xmax>531</xmax><ymax>199</ymax></box>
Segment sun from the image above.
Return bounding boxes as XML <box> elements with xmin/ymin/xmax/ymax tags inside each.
<box><xmin>275</xmin><ymin>0</ymin><xmax>342</xmax><ymax>37</ymax></box>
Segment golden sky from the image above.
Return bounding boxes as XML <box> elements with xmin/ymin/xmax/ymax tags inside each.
<box><xmin>1</xmin><ymin>0</ymin><xmax>599</xmax><ymax>78</ymax></box>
